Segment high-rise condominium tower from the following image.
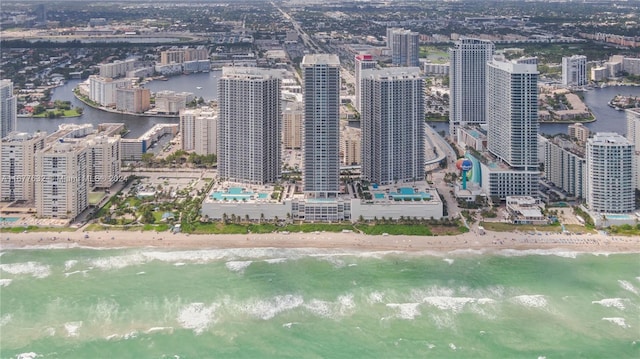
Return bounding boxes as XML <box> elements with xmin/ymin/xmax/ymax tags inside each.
<box><xmin>0</xmin><ymin>132</ymin><xmax>47</xmax><ymax>202</ymax></box>
<box><xmin>487</xmin><ymin>58</ymin><xmax>539</xmax><ymax>171</ymax></box>
<box><xmin>562</xmin><ymin>55</ymin><xmax>587</xmax><ymax>86</ymax></box>
<box><xmin>485</xmin><ymin>57</ymin><xmax>539</xmax><ymax>197</ymax></box>
<box><xmin>390</xmin><ymin>29</ymin><xmax>420</xmax><ymax>67</ymax></box>
<box><xmin>180</xmin><ymin>108</ymin><xmax>217</xmax><ymax>156</ymax></box>
<box><xmin>448</xmin><ymin>38</ymin><xmax>495</xmax><ymax>137</ymax></box>
<box><xmin>586</xmin><ymin>133</ymin><xmax>635</xmax><ymax>214</ymax></box>
<box><xmin>218</xmin><ymin>67</ymin><xmax>281</xmax><ymax>184</ymax></box>
<box><xmin>302</xmin><ymin>54</ymin><xmax>340</xmax><ymax>197</ymax></box>
<box><xmin>626</xmin><ymin>108</ymin><xmax>640</xmax><ymax>191</ymax></box>
<box><xmin>0</xmin><ymin>79</ymin><xmax>17</xmax><ymax>139</ymax></box>
<box><xmin>360</xmin><ymin>67</ymin><xmax>424</xmax><ymax>185</ymax></box>
<box><xmin>354</xmin><ymin>54</ymin><xmax>376</xmax><ymax>113</ymax></box>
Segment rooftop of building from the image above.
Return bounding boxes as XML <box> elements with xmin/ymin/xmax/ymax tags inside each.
<box><xmin>589</xmin><ymin>132</ymin><xmax>631</xmax><ymax>146</ymax></box>
<box><xmin>221</xmin><ymin>66</ymin><xmax>284</xmax><ymax>79</ymax></box>
<box><xmin>301</xmin><ymin>54</ymin><xmax>340</xmax><ymax>67</ymax></box>
<box><xmin>360</xmin><ymin>67</ymin><xmax>421</xmax><ymax>80</ymax></box>
<box><xmin>1</xmin><ymin>131</ymin><xmax>46</xmax><ymax>142</ymax></box>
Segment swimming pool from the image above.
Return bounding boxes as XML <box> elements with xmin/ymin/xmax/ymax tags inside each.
<box><xmin>0</xmin><ymin>217</ymin><xmax>20</xmax><ymax>223</ymax></box>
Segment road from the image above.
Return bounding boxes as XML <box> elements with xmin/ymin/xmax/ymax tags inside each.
<box><xmin>272</xmin><ymin>2</ymin><xmax>322</xmax><ymax>54</ymax></box>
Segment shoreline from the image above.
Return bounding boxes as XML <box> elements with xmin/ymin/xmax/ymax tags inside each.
<box><xmin>1</xmin><ymin>229</ymin><xmax>638</xmax><ymax>253</ymax></box>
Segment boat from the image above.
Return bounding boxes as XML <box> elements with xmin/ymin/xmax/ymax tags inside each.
<box><xmin>196</xmin><ymin>86</ymin><xmax>203</xmax><ymax>90</ymax></box>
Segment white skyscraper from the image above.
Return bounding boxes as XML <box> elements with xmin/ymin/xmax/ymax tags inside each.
<box><xmin>302</xmin><ymin>54</ymin><xmax>340</xmax><ymax>197</ymax></box>
<box><xmin>35</xmin><ymin>141</ymin><xmax>90</xmax><ymax>219</ymax></box>
<box><xmin>487</xmin><ymin>58</ymin><xmax>539</xmax><ymax>170</ymax></box>
<box><xmin>180</xmin><ymin>108</ymin><xmax>217</xmax><ymax>156</ymax></box>
<box><xmin>626</xmin><ymin>108</ymin><xmax>640</xmax><ymax>191</ymax></box>
<box><xmin>1</xmin><ymin>79</ymin><xmax>17</xmax><ymax>139</ymax></box>
<box><xmin>562</xmin><ymin>55</ymin><xmax>587</xmax><ymax>86</ymax></box>
<box><xmin>354</xmin><ymin>54</ymin><xmax>376</xmax><ymax>113</ymax></box>
<box><xmin>361</xmin><ymin>67</ymin><xmax>424</xmax><ymax>185</ymax></box>
<box><xmin>218</xmin><ymin>67</ymin><xmax>281</xmax><ymax>185</ymax></box>
<box><xmin>483</xmin><ymin>57</ymin><xmax>539</xmax><ymax>198</ymax></box>
<box><xmin>586</xmin><ymin>133</ymin><xmax>635</xmax><ymax>214</ymax></box>
<box><xmin>0</xmin><ymin>132</ymin><xmax>47</xmax><ymax>202</ymax></box>
<box><xmin>449</xmin><ymin>38</ymin><xmax>495</xmax><ymax>137</ymax></box>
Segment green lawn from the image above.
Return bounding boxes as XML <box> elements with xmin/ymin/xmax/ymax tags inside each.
<box><xmin>89</xmin><ymin>192</ymin><xmax>105</xmax><ymax>205</ymax></box>
<box><xmin>420</xmin><ymin>46</ymin><xmax>449</xmax><ymax>63</ymax></box>
<box><xmin>32</xmin><ymin>109</ymin><xmax>83</xmax><ymax>118</ymax></box>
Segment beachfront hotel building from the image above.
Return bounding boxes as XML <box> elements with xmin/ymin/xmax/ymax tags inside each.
<box><xmin>586</xmin><ymin>133</ymin><xmax>635</xmax><ymax>214</ymax></box>
<box><xmin>89</xmin><ymin>76</ymin><xmax>130</xmax><ymax>107</ymax></box>
<box><xmin>540</xmin><ymin>135</ymin><xmax>586</xmax><ymax>199</ymax></box>
<box><xmin>389</xmin><ymin>29</ymin><xmax>419</xmax><ymax>67</ymax></box>
<box><xmin>180</xmin><ymin>108</ymin><xmax>217</xmax><ymax>156</ymax></box>
<box><xmin>1</xmin><ymin>79</ymin><xmax>17</xmax><ymax>139</ymax></box>
<box><xmin>482</xmin><ymin>56</ymin><xmax>539</xmax><ymax>199</ymax></box>
<box><xmin>35</xmin><ymin>141</ymin><xmax>90</xmax><ymax>219</ymax></box>
<box><xmin>0</xmin><ymin>132</ymin><xmax>47</xmax><ymax>202</ymax></box>
<box><xmin>360</xmin><ymin>67</ymin><xmax>424</xmax><ymax>185</ymax></box>
<box><xmin>354</xmin><ymin>54</ymin><xmax>376</xmax><ymax>113</ymax></box>
<box><xmin>84</xmin><ymin>135</ymin><xmax>121</xmax><ymax>190</ymax></box>
<box><xmin>115</xmin><ymin>87</ymin><xmax>151</xmax><ymax>114</ymax></box>
<box><xmin>217</xmin><ymin>67</ymin><xmax>281</xmax><ymax>185</ymax></box>
<box><xmin>448</xmin><ymin>38</ymin><xmax>495</xmax><ymax>137</ymax></box>
<box><xmin>282</xmin><ymin>102</ymin><xmax>303</xmax><ymax>150</ymax></box>
<box><xmin>626</xmin><ymin>109</ymin><xmax>640</xmax><ymax>191</ymax></box>
<box><xmin>562</xmin><ymin>55</ymin><xmax>587</xmax><ymax>87</ymax></box>
<box><xmin>302</xmin><ymin>54</ymin><xmax>341</xmax><ymax>197</ymax></box>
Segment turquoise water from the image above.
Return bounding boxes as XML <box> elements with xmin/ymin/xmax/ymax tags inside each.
<box><xmin>210</xmin><ymin>187</ymin><xmax>269</xmax><ymax>201</ymax></box>
<box><xmin>1</xmin><ymin>245</ymin><xmax>639</xmax><ymax>358</ymax></box>
<box><xmin>0</xmin><ymin>217</ymin><xmax>20</xmax><ymax>223</ymax></box>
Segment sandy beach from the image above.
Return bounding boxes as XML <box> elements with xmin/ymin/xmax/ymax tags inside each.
<box><xmin>0</xmin><ymin>229</ymin><xmax>638</xmax><ymax>253</ymax></box>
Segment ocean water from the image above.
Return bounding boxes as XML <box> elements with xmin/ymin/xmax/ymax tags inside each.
<box><xmin>1</xmin><ymin>245</ymin><xmax>639</xmax><ymax>358</ymax></box>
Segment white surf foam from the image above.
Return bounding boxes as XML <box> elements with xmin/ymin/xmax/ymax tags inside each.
<box><xmin>44</xmin><ymin>327</ymin><xmax>55</xmax><ymax>336</ymax></box>
<box><xmin>177</xmin><ymin>302</ymin><xmax>219</xmax><ymax>335</ymax></box>
<box><xmin>422</xmin><ymin>296</ymin><xmax>478</xmax><ymax>313</ymax></box>
<box><xmin>0</xmin><ymin>313</ymin><xmax>12</xmax><ymax>327</ymax></box>
<box><xmin>498</xmin><ymin>249</ymin><xmax>579</xmax><ymax>258</ymax></box>
<box><xmin>239</xmin><ymin>294</ymin><xmax>304</xmax><ymax>320</ymax></box>
<box><xmin>264</xmin><ymin>258</ymin><xmax>288</xmax><ymax>264</ymax></box>
<box><xmin>304</xmin><ymin>293</ymin><xmax>355</xmax><ymax>318</ymax></box>
<box><xmin>305</xmin><ymin>299</ymin><xmax>332</xmax><ymax>317</ymax></box>
<box><xmin>16</xmin><ymin>353</ymin><xmax>39</xmax><ymax>359</ymax></box>
<box><xmin>174</xmin><ymin>262</ymin><xmax>186</xmax><ymax>266</ymax></box>
<box><xmin>64</xmin><ymin>321</ymin><xmax>82</xmax><ymax>337</ymax></box>
<box><xmin>443</xmin><ymin>258</ymin><xmax>454</xmax><ymax>265</ymax></box>
<box><xmin>0</xmin><ymin>262</ymin><xmax>51</xmax><ymax>279</ymax></box>
<box><xmin>510</xmin><ymin>295</ymin><xmax>547</xmax><ymax>308</ymax></box>
<box><xmin>618</xmin><ymin>280</ymin><xmax>639</xmax><ymax>295</ymax></box>
<box><xmin>0</xmin><ymin>279</ymin><xmax>12</xmax><ymax>287</ymax></box>
<box><xmin>386</xmin><ymin>303</ymin><xmax>421</xmax><ymax>319</ymax></box>
<box><xmin>592</xmin><ymin>298</ymin><xmax>628</xmax><ymax>310</ymax></box>
<box><xmin>225</xmin><ymin>260</ymin><xmax>253</xmax><ymax>273</ymax></box>
<box><xmin>64</xmin><ymin>270</ymin><xmax>89</xmax><ymax>278</ymax></box>
<box><xmin>145</xmin><ymin>326</ymin><xmax>174</xmax><ymax>334</ymax></box>
<box><xmin>368</xmin><ymin>291</ymin><xmax>385</xmax><ymax>304</ymax></box>
<box><xmin>123</xmin><ymin>330</ymin><xmax>139</xmax><ymax>340</ymax></box>
<box><xmin>602</xmin><ymin>317</ymin><xmax>630</xmax><ymax>328</ymax></box>
<box><xmin>64</xmin><ymin>260</ymin><xmax>78</xmax><ymax>271</ymax></box>
<box><xmin>282</xmin><ymin>322</ymin><xmax>298</xmax><ymax>329</ymax></box>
